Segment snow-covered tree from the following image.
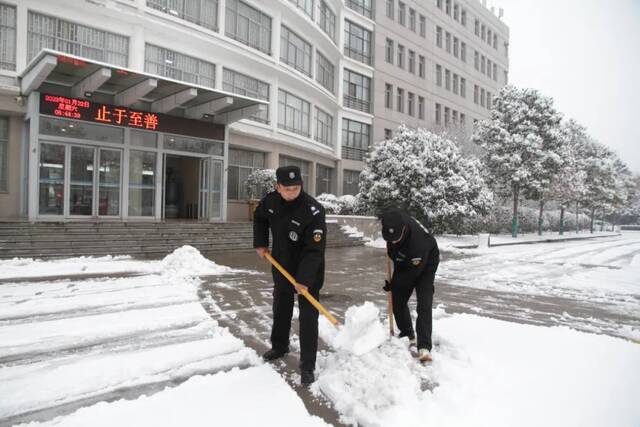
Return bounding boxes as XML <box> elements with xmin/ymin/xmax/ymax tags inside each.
<box><xmin>549</xmin><ymin>119</ymin><xmax>589</xmax><ymax>234</ymax></box>
<box><xmin>472</xmin><ymin>85</ymin><xmax>564</xmax><ymax>237</ymax></box>
<box><xmin>359</xmin><ymin>125</ymin><xmax>493</xmax><ymax>233</ymax></box>
<box><xmin>579</xmin><ymin>140</ymin><xmax>620</xmax><ymax>232</ymax></box>
<box><xmin>245</xmin><ymin>169</ymin><xmax>276</xmax><ymax>200</ymax></box>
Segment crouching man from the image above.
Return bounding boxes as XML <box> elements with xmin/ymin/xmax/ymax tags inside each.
<box><xmin>381</xmin><ymin>209</ymin><xmax>440</xmax><ymax>362</ymax></box>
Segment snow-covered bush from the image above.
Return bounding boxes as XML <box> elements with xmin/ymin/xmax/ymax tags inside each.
<box><xmin>245</xmin><ymin>169</ymin><xmax>276</xmax><ymax>200</ymax></box>
<box><xmin>359</xmin><ymin>125</ymin><xmax>494</xmax><ymax>234</ymax></box>
<box><xmin>316</xmin><ymin>193</ymin><xmax>340</xmax><ymax>214</ymax></box>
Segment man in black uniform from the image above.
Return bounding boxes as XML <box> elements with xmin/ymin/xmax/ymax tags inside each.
<box><xmin>381</xmin><ymin>209</ymin><xmax>440</xmax><ymax>362</ymax></box>
<box><xmin>253</xmin><ymin>165</ymin><xmax>327</xmax><ymax>385</ymax></box>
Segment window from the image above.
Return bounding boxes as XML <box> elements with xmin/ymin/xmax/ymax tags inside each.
<box><xmin>223</xmin><ymin>68</ymin><xmax>270</xmax><ymax>123</ymax></box>
<box><xmin>397</xmin><ymin>44</ymin><xmax>404</xmax><ymax>68</ymax></box>
<box><xmin>225</xmin><ymin>0</ymin><xmax>271</xmax><ymax>54</ymax></box>
<box><xmin>279</xmin><ymin>156</ymin><xmax>310</xmax><ymax>183</ymax></box>
<box><xmin>487</xmin><ymin>29</ymin><xmax>492</xmax><ymax>46</ymax></box>
<box><xmin>480</xmin><ymin>88</ymin><xmax>485</xmax><ymax>107</ymax></box>
<box><xmin>28</xmin><ymin>12</ymin><xmax>129</xmax><ymax>66</ymax></box>
<box><xmin>493</xmin><ymin>63</ymin><xmax>498</xmax><ymax>81</ymax></box>
<box><xmin>461</xmin><ymin>9</ymin><xmax>467</xmax><ymax>26</ymax></box>
<box><xmin>227</xmin><ymin>148</ymin><xmax>265</xmax><ymax>200</ymax></box>
<box><xmin>481</xmin><ymin>24</ymin><xmax>486</xmax><ymax>41</ymax></box>
<box><xmin>398</xmin><ymin>2</ymin><xmax>406</xmax><ymax>25</ymax></box>
<box><xmin>346</xmin><ymin>0</ymin><xmax>373</xmax><ymax>19</ymax></box>
<box><xmin>474</xmin><ymin>85</ymin><xmax>478</xmax><ymax>103</ymax></box>
<box><xmin>445</xmin><ymin>32</ymin><xmax>451</xmax><ymax>53</ymax></box>
<box><xmin>318</xmin><ymin>1</ymin><xmax>336</xmax><ymax>41</ymax></box>
<box><xmin>145</xmin><ymin>44</ymin><xmax>215</xmax><ymax>88</ymax></box>
<box><xmin>486</xmin><ymin>59</ymin><xmax>491</xmax><ymax>78</ymax></box>
<box><xmin>461</xmin><ymin>42</ymin><xmax>466</xmax><ymax>62</ymax></box>
<box><xmin>493</xmin><ymin>33</ymin><xmax>498</xmax><ymax>49</ymax></box>
<box><xmin>487</xmin><ymin>92</ymin><xmax>492</xmax><ymax>108</ymax></box>
<box><xmin>453</xmin><ymin>4</ymin><xmax>459</xmax><ymax>20</ymax></box>
<box><xmin>315</xmin><ymin>107</ymin><xmax>334</xmax><ymax>146</ymax></box>
<box><xmin>343</xmin><ymin>169</ymin><xmax>360</xmax><ymax>195</ymax></box>
<box><xmin>481</xmin><ymin>55</ymin><xmax>485</xmax><ymax>74</ymax></box>
<box><xmin>453</xmin><ymin>37</ymin><xmax>459</xmax><ymax>58</ymax></box>
<box><xmin>289</xmin><ymin>0</ymin><xmax>314</xmax><ymax>19</ymax></box>
<box><xmin>418</xmin><ymin>96</ymin><xmax>425</xmax><ymax>119</ymax></box>
<box><xmin>278</xmin><ymin>89</ymin><xmax>311</xmax><ymax>136</ymax></box>
<box><xmin>0</xmin><ymin>116</ymin><xmax>7</xmax><ymax>191</ymax></box>
<box><xmin>343</xmin><ymin>69</ymin><xmax>371</xmax><ymax>113</ymax></box>
<box><xmin>385</xmin><ymin>83</ymin><xmax>393</xmax><ymax>109</ymax></box>
<box><xmin>444</xmin><ymin>106</ymin><xmax>450</xmax><ymax>125</ymax></box>
<box><xmin>460</xmin><ymin>77</ymin><xmax>466</xmax><ymax>98</ymax></box>
<box><xmin>435</xmin><ymin>103</ymin><xmax>441</xmax><ymax>125</ymax></box>
<box><xmin>386</xmin><ymin>0</ymin><xmax>394</xmax><ymax>19</ymax></box>
<box><xmin>409</xmin><ymin>8</ymin><xmax>416</xmax><ymax>31</ymax></box>
<box><xmin>342</xmin><ymin>119</ymin><xmax>370</xmax><ymax>161</ymax></box>
<box><xmin>504</xmin><ymin>41</ymin><xmax>509</xmax><ymax>58</ymax></box>
<box><xmin>280</xmin><ymin>26</ymin><xmax>312</xmax><ymax>76</ymax></box>
<box><xmin>453</xmin><ymin>73</ymin><xmax>458</xmax><ymax>95</ymax></box>
<box><xmin>419</xmin><ymin>15</ymin><xmax>426</xmax><ymax>37</ymax></box>
<box><xmin>436</xmin><ymin>64</ymin><xmax>442</xmax><ymax>86</ymax></box>
<box><xmin>437</xmin><ymin>0</ymin><xmax>442</xmax><ymax>10</ymax></box>
<box><xmin>316</xmin><ymin>164</ymin><xmax>334</xmax><ymax>195</ymax></box>
<box><xmin>436</xmin><ymin>26</ymin><xmax>443</xmax><ymax>48</ymax></box>
<box><xmin>445</xmin><ymin>69</ymin><xmax>451</xmax><ymax>90</ymax></box>
<box><xmin>147</xmin><ymin>0</ymin><xmax>218</xmax><ymax>31</ymax></box>
<box><xmin>408</xmin><ymin>50</ymin><xmax>415</xmax><ymax>73</ymax></box>
<box><xmin>504</xmin><ymin>70</ymin><xmax>509</xmax><ymax>85</ymax></box>
<box><xmin>316</xmin><ymin>51</ymin><xmax>335</xmax><ymax>93</ymax></box>
<box><xmin>418</xmin><ymin>55</ymin><xmax>425</xmax><ymax>78</ymax></box>
<box><xmin>474</xmin><ymin>51</ymin><xmax>479</xmax><ymax>70</ymax></box>
<box><xmin>445</xmin><ymin>0</ymin><xmax>451</xmax><ymax>15</ymax></box>
<box><xmin>384</xmin><ymin>128</ymin><xmax>392</xmax><ymax>140</ymax></box>
<box><xmin>344</xmin><ymin>20</ymin><xmax>372</xmax><ymax>65</ymax></box>
<box><xmin>474</xmin><ymin>19</ymin><xmax>479</xmax><ymax>36</ymax></box>
<box><xmin>452</xmin><ymin>110</ymin><xmax>458</xmax><ymax>124</ymax></box>
<box><xmin>460</xmin><ymin>113</ymin><xmax>466</xmax><ymax>124</ymax></box>
<box><xmin>385</xmin><ymin>38</ymin><xmax>394</xmax><ymax>64</ymax></box>
<box><xmin>0</xmin><ymin>4</ymin><xmax>16</xmax><ymax>70</ymax></box>
<box><xmin>396</xmin><ymin>88</ymin><xmax>404</xmax><ymax>113</ymax></box>
<box><xmin>407</xmin><ymin>92</ymin><xmax>414</xmax><ymax>116</ymax></box>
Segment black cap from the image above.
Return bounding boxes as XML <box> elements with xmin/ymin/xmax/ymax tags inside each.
<box><xmin>381</xmin><ymin>209</ymin><xmax>406</xmax><ymax>242</ymax></box>
<box><xmin>276</xmin><ymin>166</ymin><xmax>303</xmax><ymax>186</ymax></box>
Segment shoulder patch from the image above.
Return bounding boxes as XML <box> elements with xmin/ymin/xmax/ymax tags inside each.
<box><xmin>411</xmin><ymin>257</ymin><xmax>422</xmax><ymax>266</ymax></box>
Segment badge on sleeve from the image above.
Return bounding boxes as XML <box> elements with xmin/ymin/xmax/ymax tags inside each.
<box><xmin>312</xmin><ymin>228</ymin><xmax>323</xmax><ymax>243</ymax></box>
<box><xmin>411</xmin><ymin>257</ymin><xmax>422</xmax><ymax>266</ymax></box>
<box><xmin>289</xmin><ymin>231</ymin><xmax>298</xmax><ymax>242</ymax></box>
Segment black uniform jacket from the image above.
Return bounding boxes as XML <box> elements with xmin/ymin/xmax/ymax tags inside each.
<box><xmin>253</xmin><ymin>191</ymin><xmax>327</xmax><ymax>291</ymax></box>
<box><xmin>386</xmin><ymin>215</ymin><xmax>440</xmax><ymax>288</ymax></box>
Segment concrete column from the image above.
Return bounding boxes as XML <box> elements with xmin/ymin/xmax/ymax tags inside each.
<box><xmin>308</xmin><ymin>161</ymin><xmax>317</xmax><ymax>196</ymax></box>
<box><xmin>15</xmin><ymin>2</ymin><xmax>28</xmax><ymax>72</ymax></box>
<box><xmin>130</xmin><ymin>25</ymin><xmax>146</xmax><ymax>71</ymax></box>
<box><xmin>335</xmin><ymin>159</ymin><xmax>343</xmax><ymax>196</ymax></box>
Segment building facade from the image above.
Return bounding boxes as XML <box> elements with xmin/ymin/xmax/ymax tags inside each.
<box><xmin>0</xmin><ymin>0</ymin><xmax>508</xmax><ymax>222</ymax></box>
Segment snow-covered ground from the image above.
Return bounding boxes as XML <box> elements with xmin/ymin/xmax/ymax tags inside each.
<box><xmin>1</xmin><ymin>240</ymin><xmax>639</xmax><ymax>426</ymax></box>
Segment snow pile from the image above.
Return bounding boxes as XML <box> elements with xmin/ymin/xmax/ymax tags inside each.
<box><xmin>340</xmin><ymin>225</ymin><xmax>364</xmax><ymax>239</ymax></box>
<box><xmin>160</xmin><ymin>245</ymin><xmax>232</xmax><ymax>277</ymax></box>
<box><xmin>313</xmin><ymin>307</ymin><xmax>640</xmax><ymax>427</ymax></box>
<box><xmin>324</xmin><ymin>302</ymin><xmax>387</xmax><ymax>356</ymax></box>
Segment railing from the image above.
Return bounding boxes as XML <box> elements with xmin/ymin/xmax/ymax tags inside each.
<box><xmin>343</xmin><ymin>96</ymin><xmax>371</xmax><ymax>113</ymax></box>
<box><xmin>341</xmin><ymin>146</ymin><xmax>368</xmax><ymax>161</ymax></box>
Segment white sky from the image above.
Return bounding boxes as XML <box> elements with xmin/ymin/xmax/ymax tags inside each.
<box><xmin>492</xmin><ymin>0</ymin><xmax>640</xmax><ymax>173</ymax></box>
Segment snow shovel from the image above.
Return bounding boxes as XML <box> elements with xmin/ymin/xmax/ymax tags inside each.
<box><xmin>264</xmin><ymin>252</ymin><xmax>340</xmax><ymax>329</ymax></box>
<box><xmin>386</xmin><ymin>257</ymin><xmax>395</xmax><ymax>336</ymax></box>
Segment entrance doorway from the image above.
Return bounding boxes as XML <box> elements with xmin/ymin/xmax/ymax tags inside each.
<box><xmin>163</xmin><ymin>155</ymin><xmax>199</xmax><ymax>219</ymax></box>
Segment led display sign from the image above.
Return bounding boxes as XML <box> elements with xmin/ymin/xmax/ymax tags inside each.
<box><xmin>40</xmin><ymin>94</ymin><xmax>224</xmax><ymax>140</ymax></box>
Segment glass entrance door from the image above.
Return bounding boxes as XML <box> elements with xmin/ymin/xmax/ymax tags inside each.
<box><xmin>97</xmin><ymin>148</ymin><xmax>121</xmax><ymax>216</ymax></box>
<box><xmin>198</xmin><ymin>158</ymin><xmax>223</xmax><ymax>221</ymax></box>
<box><xmin>69</xmin><ymin>146</ymin><xmax>94</xmax><ymax>216</ymax></box>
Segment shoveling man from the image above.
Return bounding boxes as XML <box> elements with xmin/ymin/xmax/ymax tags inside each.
<box><xmin>253</xmin><ymin>165</ymin><xmax>327</xmax><ymax>385</ymax></box>
<box><xmin>381</xmin><ymin>209</ymin><xmax>440</xmax><ymax>362</ymax></box>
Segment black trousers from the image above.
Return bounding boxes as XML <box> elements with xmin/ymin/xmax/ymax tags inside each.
<box><xmin>391</xmin><ymin>266</ymin><xmax>437</xmax><ymax>351</ymax></box>
<box><xmin>270</xmin><ymin>285</ymin><xmax>320</xmax><ymax>372</ymax></box>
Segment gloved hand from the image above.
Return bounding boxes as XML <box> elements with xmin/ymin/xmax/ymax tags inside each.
<box><xmin>383</xmin><ymin>280</ymin><xmax>391</xmax><ymax>292</ymax></box>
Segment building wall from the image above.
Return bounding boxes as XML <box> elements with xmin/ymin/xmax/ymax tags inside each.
<box><xmin>0</xmin><ymin>0</ymin><xmax>509</xmax><ymax>221</ymax></box>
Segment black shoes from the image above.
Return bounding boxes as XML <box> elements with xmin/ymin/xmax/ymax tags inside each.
<box><xmin>301</xmin><ymin>370</ymin><xmax>315</xmax><ymax>385</ymax></box>
<box><xmin>262</xmin><ymin>348</ymin><xmax>288</xmax><ymax>361</ymax></box>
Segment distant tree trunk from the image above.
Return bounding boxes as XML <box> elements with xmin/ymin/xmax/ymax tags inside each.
<box><xmin>538</xmin><ymin>200</ymin><xmax>544</xmax><ymax>236</ymax></box>
<box><xmin>590</xmin><ymin>207</ymin><xmax>595</xmax><ymax>233</ymax></box>
<box><xmin>512</xmin><ymin>184</ymin><xmax>519</xmax><ymax>238</ymax></box>
<box><xmin>600</xmin><ymin>208</ymin><xmax>605</xmax><ymax>232</ymax></box>
<box><xmin>559</xmin><ymin>204</ymin><xmax>565</xmax><ymax>235</ymax></box>
<box><xmin>576</xmin><ymin>201</ymin><xmax>579</xmax><ymax>234</ymax></box>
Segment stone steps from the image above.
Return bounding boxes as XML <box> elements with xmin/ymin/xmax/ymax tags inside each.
<box><xmin>0</xmin><ymin>222</ymin><xmax>364</xmax><ymax>259</ymax></box>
